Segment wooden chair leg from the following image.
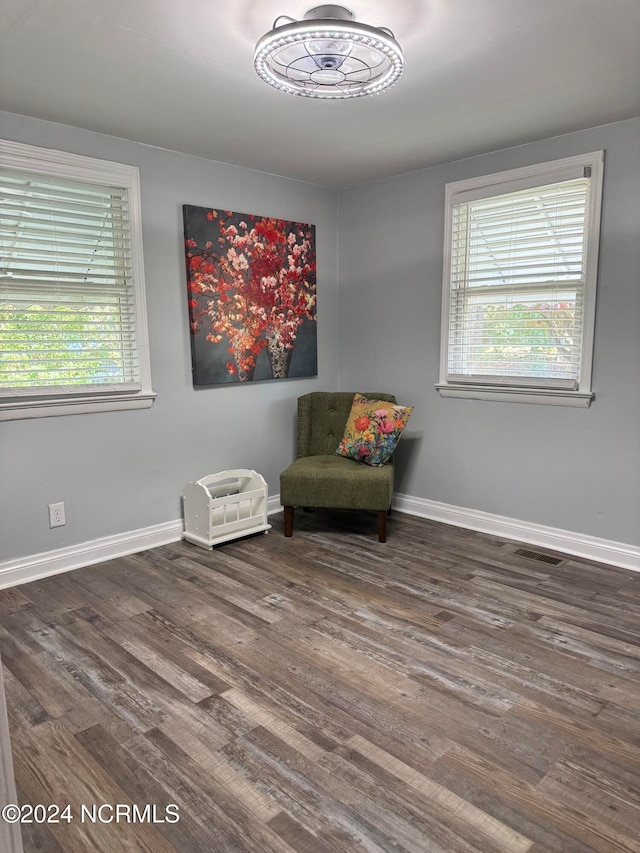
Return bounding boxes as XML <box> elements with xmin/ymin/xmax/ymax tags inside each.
<box><xmin>284</xmin><ymin>506</ymin><xmax>294</xmax><ymax>537</ymax></box>
<box><xmin>377</xmin><ymin>509</ymin><xmax>387</xmax><ymax>543</ymax></box>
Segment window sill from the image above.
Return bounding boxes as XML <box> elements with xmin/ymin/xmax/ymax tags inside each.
<box><xmin>435</xmin><ymin>384</ymin><xmax>594</xmax><ymax>407</ymax></box>
<box><xmin>0</xmin><ymin>392</ymin><xmax>157</xmax><ymax>421</ymax></box>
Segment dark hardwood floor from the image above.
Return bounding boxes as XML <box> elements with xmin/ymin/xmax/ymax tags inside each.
<box><xmin>1</xmin><ymin>510</ymin><xmax>639</xmax><ymax>852</ymax></box>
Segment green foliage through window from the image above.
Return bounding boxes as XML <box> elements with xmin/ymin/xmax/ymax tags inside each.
<box><xmin>470</xmin><ymin>301</ymin><xmax>579</xmax><ymax>378</ymax></box>
<box><xmin>0</xmin><ymin>303</ymin><xmax>126</xmax><ymax>388</ymax></box>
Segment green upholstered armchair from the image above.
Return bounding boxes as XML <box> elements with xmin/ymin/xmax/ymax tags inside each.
<box><xmin>280</xmin><ymin>391</ymin><xmax>396</xmax><ymax>542</ymax></box>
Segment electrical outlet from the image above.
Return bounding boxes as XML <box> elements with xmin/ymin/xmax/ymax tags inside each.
<box><xmin>49</xmin><ymin>501</ymin><xmax>66</xmax><ymax>528</ymax></box>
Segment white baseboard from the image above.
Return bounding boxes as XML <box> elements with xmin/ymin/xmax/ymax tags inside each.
<box><xmin>0</xmin><ymin>520</ymin><xmax>185</xmax><ymax>590</ymax></box>
<box><xmin>0</xmin><ymin>497</ymin><xmax>284</xmax><ymax>590</ymax></box>
<box><xmin>392</xmin><ymin>493</ymin><xmax>640</xmax><ymax>573</ymax></box>
<box><xmin>1</xmin><ymin>495</ymin><xmax>637</xmax><ymax>590</ymax></box>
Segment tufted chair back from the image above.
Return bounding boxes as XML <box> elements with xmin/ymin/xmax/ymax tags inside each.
<box><xmin>297</xmin><ymin>391</ymin><xmax>397</xmax><ymax>458</ymax></box>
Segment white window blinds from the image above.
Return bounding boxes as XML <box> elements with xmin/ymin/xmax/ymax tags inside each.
<box><xmin>0</xmin><ymin>168</ymin><xmax>140</xmax><ymax>397</ymax></box>
<box><xmin>438</xmin><ymin>151</ymin><xmax>604</xmax><ymax>406</ymax></box>
<box><xmin>447</xmin><ymin>176</ymin><xmax>591</xmax><ymax>389</ymax></box>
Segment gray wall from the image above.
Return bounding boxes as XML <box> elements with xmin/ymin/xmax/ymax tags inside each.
<box><xmin>0</xmin><ymin>112</ymin><xmax>339</xmax><ymax>561</ymax></box>
<box><xmin>2</xmin><ymin>112</ymin><xmax>638</xmax><ymax>563</ymax></box>
<box><xmin>337</xmin><ymin>117</ymin><xmax>640</xmax><ymax>546</ymax></box>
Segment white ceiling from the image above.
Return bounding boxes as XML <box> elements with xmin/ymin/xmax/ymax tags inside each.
<box><xmin>2</xmin><ymin>0</ymin><xmax>639</xmax><ymax>188</ymax></box>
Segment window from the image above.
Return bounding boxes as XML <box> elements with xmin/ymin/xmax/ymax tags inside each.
<box><xmin>437</xmin><ymin>151</ymin><xmax>604</xmax><ymax>406</ymax></box>
<box><xmin>0</xmin><ymin>140</ymin><xmax>154</xmax><ymax>420</ymax></box>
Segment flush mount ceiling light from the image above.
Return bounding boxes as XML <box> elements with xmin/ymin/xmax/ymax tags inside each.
<box><xmin>254</xmin><ymin>5</ymin><xmax>405</xmax><ymax>99</ymax></box>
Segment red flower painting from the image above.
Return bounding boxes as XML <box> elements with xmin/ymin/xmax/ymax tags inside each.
<box><xmin>183</xmin><ymin>206</ymin><xmax>317</xmax><ymax>384</ymax></box>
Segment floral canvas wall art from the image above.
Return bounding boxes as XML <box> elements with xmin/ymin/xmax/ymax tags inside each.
<box><xmin>183</xmin><ymin>206</ymin><xmax>317</xmax><ymax>384</ymax></box>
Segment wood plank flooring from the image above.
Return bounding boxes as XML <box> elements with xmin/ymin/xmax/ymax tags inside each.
<box><xmin>1</xmin><ymin>509</ymin><xmax>640</xmax><ymax>852</ymax></box>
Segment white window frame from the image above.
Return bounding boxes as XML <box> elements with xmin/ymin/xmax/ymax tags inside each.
<box><xmin>436</xmin><ymin>151</ymin><xmax>604</xmax><ymax>407</ymax></box>
<box><xmin>0</xmin><ymin>140</ymin><xmax>155</xmax><ymax>421</ymax></box>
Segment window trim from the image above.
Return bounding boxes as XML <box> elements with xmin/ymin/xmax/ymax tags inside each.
<box><xmin>436</xmin><ymin>151</ymin><xmax>605</xmax><ymax>407</ymax></box>
<box><xmin>0</xmin><ymin>140</ymin><xmax>155</xmax><ymax>420</ymax></box>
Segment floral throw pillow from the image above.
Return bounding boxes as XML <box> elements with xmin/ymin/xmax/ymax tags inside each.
<box><xmin>336</xmin><ymin>394</ymin><xmax>413</xmax><ymax>467</ymax></box>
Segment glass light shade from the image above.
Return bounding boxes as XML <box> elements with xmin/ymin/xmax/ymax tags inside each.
<box><xmin>254</xmin><ymin>6</ymin><xmax>405</xmax><ymax>99</ymax></box>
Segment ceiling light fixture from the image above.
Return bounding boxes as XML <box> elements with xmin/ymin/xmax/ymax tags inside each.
<box><xmin>254</xmin><ymin>5</ymin><xmax>405</xmax><ymax>99</ymax></box>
